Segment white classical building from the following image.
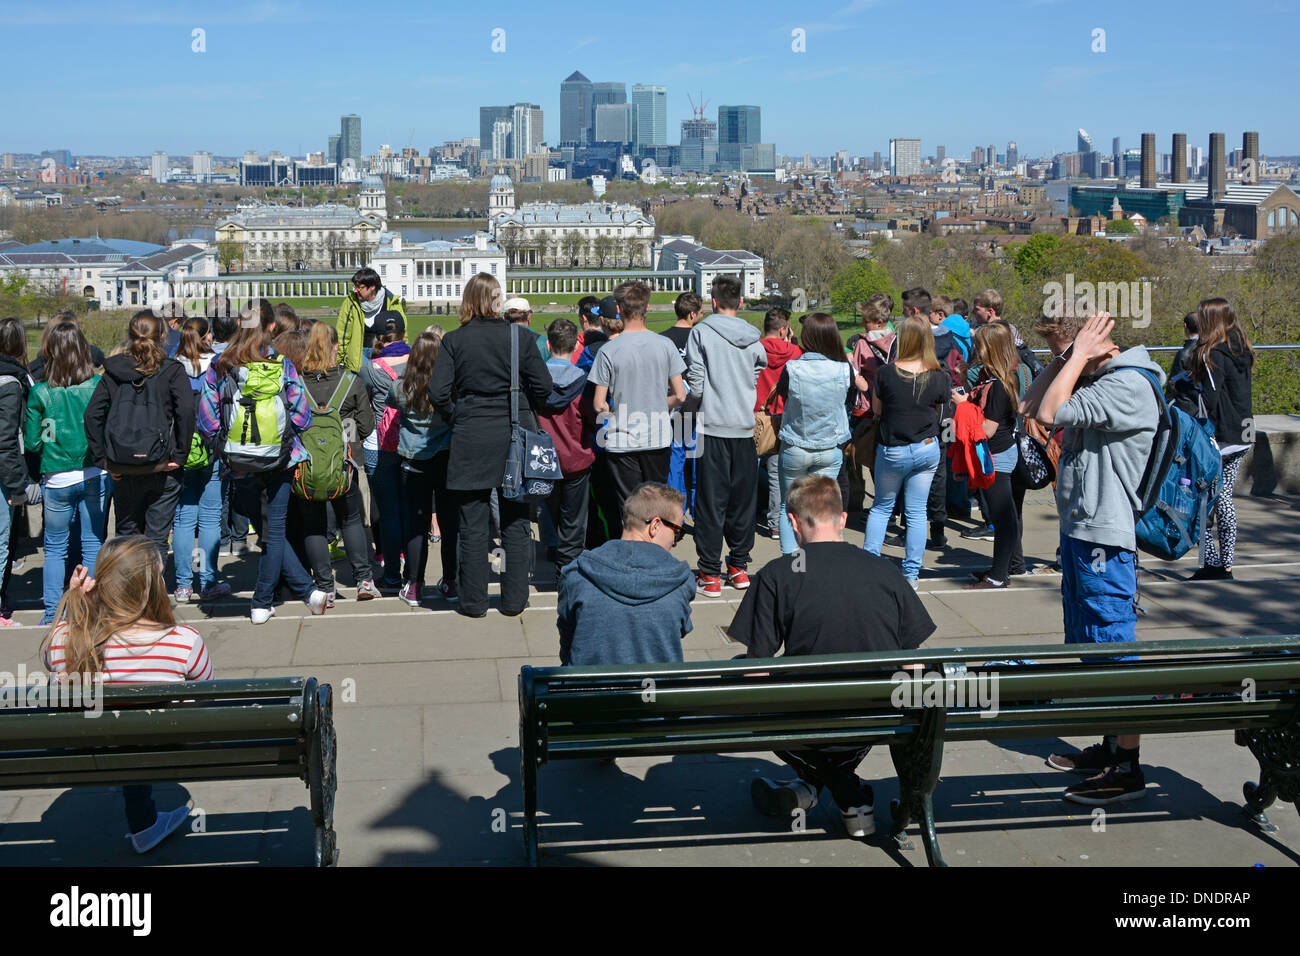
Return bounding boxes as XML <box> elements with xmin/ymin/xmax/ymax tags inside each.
<box><xmin>653</xmin><ymin>235</ymin><xmax>766</xmax><ymax>301</ymax></box>
<box><xmin>369</xmin><ymin>232</ymin><xmax>506</xmax><ymax>308</ymax></box>
<box><xmin>0</xmin><ymin>237</ymin><xmax>217</xmax><ymax>309</ymax></box>
<box><xmin>214</xmin><ymin>175</ymin><xmax>388</xmax><ymax>271</ymax></box>
<box><xmin>486</xmin><ymin>172</ymin><xmax>655</xmax><ymax>268</ymax></box>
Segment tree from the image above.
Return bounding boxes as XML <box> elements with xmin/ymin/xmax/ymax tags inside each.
<box><xmin>498</xmin><ymin>225</ymin><xmax>523</xmax><ymax>266</ymax></box>
<box><xmin>1104</xmin><ymin>218</ymin><xmax>1137</xmax><ymax>235</ymax></box>
<box><xmin>593</xmin><ymin>234</ymin><xmax>615</xmax><ymax>269</ymax></box>
<box><xmin>1009</xmin><ymin>233</ymin><xmax>1060</xmax><ymax>285</ymax></box>
<box><xmin>561</xmin><ymin>230</ymin><xmax>585</xmax><ymax>268</ymax></box>
<box><xmin>830</xmin><ymin>260</ymin><xmax>897</xmax><ymax>313</ymax></box>
<box><xmin>534</xmin><ymin>231</ymin><xmax>553</xmax><ymax>269</ymax></box>
<box><xmin>217</xmin><ymin>240</ymin><xmax>243</xmax><ymax>275</ymax></box>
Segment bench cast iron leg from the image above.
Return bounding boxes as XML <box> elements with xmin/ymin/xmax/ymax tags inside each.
<box><xmin>308</xmin><ymin>682</ymin><xmax>339</xmax><ymax>866</ymax></box>
<box><xmin>889</xmin><ymin>707</ymin><xmax>948</xmax><ymax>867</ymax></box>
<box><xmin>1236</xmin><ymin>717</ymin><xmax>1300</xmax><ymax>833</ymax></box>
<box><xmin>519</xmin><ymin>672</ymin><xmax>541</xmax><ymax>866</ymax></box>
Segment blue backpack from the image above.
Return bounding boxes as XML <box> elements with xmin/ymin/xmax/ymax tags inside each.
<box><xmin>1125</xmin><ymin>368</ymin><xmax>1222</xmax><ymax>561</ymax></box>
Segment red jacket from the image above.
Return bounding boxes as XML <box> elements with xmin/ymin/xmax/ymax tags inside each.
<box><xmin>538</xmin><ymin>361</ymin><xmax>596</xmax><ymax>476</ymax></box>
<box><xmin>947</xmin><ymin>401</ymin><xmax>994</xmax><ymax>489</ymax></box>
<box><xmin>756</xmin><ymin>338</ymin><xmax>802</xmax><ymax>414</ymax></box>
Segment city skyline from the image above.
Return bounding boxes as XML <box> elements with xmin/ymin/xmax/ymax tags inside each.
<box><xmin>2</xmin><ymin>0</ymin><xmax>1298</xmax><ymax>158</ymax></box>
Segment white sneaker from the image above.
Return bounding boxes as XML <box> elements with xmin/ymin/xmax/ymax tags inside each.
<box><xmin>306</xmin><ymin>589</ymin><xmax>329</xmax><ymax>615</ymax></box>
<box><xmin>841</xmin><ymin>803</ymin><xmax>876</xmax><ymax>838</ymax></box>
<box><xmin>250</xmin><ymin>606</ymin><xmax>275</xmax><ymax>625</ymax></box>
<box><xmin>128</xmin><ymin>805</ymin><xmax>192</xmax><ymax>854</ymax></box>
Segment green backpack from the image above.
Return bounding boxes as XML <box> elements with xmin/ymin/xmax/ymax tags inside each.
<box><xmin>291</xmin><ymin>371</ymin><xmax>355</xmax><ymax>501</ymax></box>
<box><xmin>219</xmin><ymin>361</ymin><xmax>293</xmax><ymax>472</ymax></box>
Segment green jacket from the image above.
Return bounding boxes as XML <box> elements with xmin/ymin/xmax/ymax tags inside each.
<box><xmin>25</xmin><ymin>375</ymin><xmax>102</xmax><ymax>477</ymax></box>
<box><xmin>337</xmin><ymin>289</ymin><xmax>409</xmax><ymax>374</ymax></box>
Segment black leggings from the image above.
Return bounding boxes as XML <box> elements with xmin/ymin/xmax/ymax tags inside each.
<box><xmin>984</xmin><ymin>470</ymin><xmax>1022</xmax><ymax>583</ymax></box>
<box><xmin>295</xmin><ymin>475</ymin><xmax>372</xmax><ymax>592</ymax></box>
<box><xmin>401</xmin><ymin>451</ymin><xmax>457</xmax><ymax>586</ymax></box>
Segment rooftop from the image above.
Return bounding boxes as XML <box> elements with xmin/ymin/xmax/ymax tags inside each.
<box><xmin>497</xmin><ymin>201</ymin><xmax>652</xmax><ymax>227</ymax></box>
<box><xmin>217</xmin><ymin>203</ymin><xmax>382</xmax><ymax>229</ymax></box>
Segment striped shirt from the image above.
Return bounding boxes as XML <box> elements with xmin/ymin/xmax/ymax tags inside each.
<box><xmin>44</xmin><ymin>624</ymin><xmax>213</xmax><ymax>684</ymax></box>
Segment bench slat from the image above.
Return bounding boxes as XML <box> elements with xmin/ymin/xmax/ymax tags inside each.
<box><xmin>0</xmin><ymin>704</ymin><xmax>304</xmax><ymax>749</ymax></box>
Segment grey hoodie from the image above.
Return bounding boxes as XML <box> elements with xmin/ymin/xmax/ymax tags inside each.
<box><xmin>1054</xmin><ymin>346</ymin><xmax>1164</xmax><ymax>552</ymax></box>
<box><xmin>684</xmin><ymin>313</ymin><xmax>767</xmax><ymax>438</ymax></box>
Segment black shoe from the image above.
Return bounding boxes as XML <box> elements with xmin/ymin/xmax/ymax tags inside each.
<box><xmin>1063</xmin><ymin>766</ymin><xmax>1147</xmax><ymax>806</ymax></box>
<box><xmin>501</xmin><ymin>601</ymin><xmax>530</xmax><ymax>617</ymax></box>
<box><xmin>1047</xmin><ymin>739</ymin><xmax>1117</xmax><ymax>774</ymax></box>
<box><xmin>928</xmin><ymin>521</ymin><xmax>947</xmax><ymax>549</ymax></box>
<box><xmin>1189</xmin><ymin>565</ymin><xmax>1232</xmax><ymax>580</ymax></box>
<box><xmin>960</xmin><ymin>525</ymin><xmax>995</xmax><ymax>541</ymax></box>
<box><xmin>456</xmin><ymin>606</ymin><xmax>488</xmax><ymax>619</ymax></box>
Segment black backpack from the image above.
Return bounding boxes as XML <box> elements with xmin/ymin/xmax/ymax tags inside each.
<box><xmin>103</xmin><ymin>373</ymin><xmax>174</xmax><ymax>472</ymax></box>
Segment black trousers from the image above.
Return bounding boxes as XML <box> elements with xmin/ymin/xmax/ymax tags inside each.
<box><xmin>547</xmin><ymin>467</ymin><xmax>590</xmax><ymax>570</ymax></box>
<box><xmin>1008</xmin><ymin>477</ymin><xmax>1027</xmax><ymax>575</ymax></box>
<box><xmin>694</xmin><ymin>434</ymin><xmax>757</xmax><ymax>576</ymax></box>
<box><xmin>774</xmin><ymin>745</ymin><xmax>873</xmax><ymax>811</ymax></box>
<box><xmin>295</xmin><ymin>472</ymin><xmax>372</xmax><ymax>591</ymax></box>
<box><xmin>455</xmin><ymin>487</ymin><xmax>531</xmax><ymax>615</ymax></box>
<box><xmin>402</xmin><ymin>451</ymin><xmax>457</xmax><ymax>586</ymax></box>
<box><xmin>983</xmin><ymin>470</ymin><xmax>1022</xmax><ymax>583</ymax></box>
<box><xmin>587</xmin><ymin>454</ymin><xmax>620</xmax><ymax>548</ymax></box>
<box><xmin>113</xmin><ymin>472</ymin><xmax>183</xmax><ymax>560</ymax></box>
<box><xmin>605</xmin><ymin>447</ymin><xmax>671</xmax><ymax>514</ymax></box>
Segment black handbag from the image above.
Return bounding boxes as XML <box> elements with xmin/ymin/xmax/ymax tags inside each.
<box><xmin>502</xmin><ymin>325</ymin><xmax>562</xmax><ymax>501</ymax></box>
<box><xmin>1013</xmin><ymin>429</ymin><xmax>1055</xmax><ymax>490</ymax></box>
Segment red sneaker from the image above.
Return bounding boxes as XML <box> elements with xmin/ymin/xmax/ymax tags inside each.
<box><xmin>726</xmin><ymin>565</ymin><xmax>750</xmax><ymax>590</ymax></box>
<box><xmin>695</xmin><ymin>572</ymin><xmax>723</xmax><ymax>597</ymax></box>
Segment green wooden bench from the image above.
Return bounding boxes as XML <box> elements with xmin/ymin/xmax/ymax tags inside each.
<box><xmin>0</xmin><ymin>677</ymin><xmax>338</xmax><ymax>866</ymax></box>
<box><xmin>518</xmin><ymin>636</ymin><xmax>1300</xmax><ymax>866</ymax></box>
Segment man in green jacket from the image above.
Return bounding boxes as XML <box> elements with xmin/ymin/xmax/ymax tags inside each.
<box><xmin>337</xmin><ymin>267</ymin><xmax>409</xmax><ymax>373</ymax></box>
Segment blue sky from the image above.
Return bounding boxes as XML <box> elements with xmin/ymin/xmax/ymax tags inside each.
<box><xmin>2</xmin><ymin>0</ymin><xmax>1297</xmax><ymax>159</ymax></box>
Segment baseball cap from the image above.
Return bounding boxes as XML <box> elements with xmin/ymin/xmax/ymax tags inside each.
<box><xmin>379</xmin><ymin>313</ymin><xmax>405</xmax><ymax>336</ymax></box>
<box><xmin>593</xmin><ymin>295</ymin><xmax>620</xmax><ymax>320</ymax></box>
<box><xmin>503</xmin><ymin>297</ymin><xmax>531</xmax><ymax>312</ymax></box>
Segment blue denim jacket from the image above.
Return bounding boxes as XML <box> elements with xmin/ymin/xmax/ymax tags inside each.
<box><xmin>388</xmin><ymin>385</ymin><xmax>452</xmax><ymax>461</ymax></box>
<box><xmin>778</xmin><ymin>354</ymin><xmax>852</xmax><ymax>450</ymax></box>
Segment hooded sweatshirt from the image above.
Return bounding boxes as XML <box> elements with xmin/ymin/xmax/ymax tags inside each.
<box><xmin>684</xmin><ymin>313</ymin><xmax>767</xmax><ymax>438</ymax></box>
<box><xmin>557</xmin><ymin>538</ymin><xmax>696</xmax><ymax>666</ymax></box>
<box><xmin>539</xmin><ymin>357</ymin><xmax>595</xmax><ymax>476</ymax></box>
<box><xmin>84</xmin><ymin>354</ymin><xmax>195</xmax><ymax>472</ymax></box>
<box><xmin>850</xmin><ymin>329</ymin><xmax>895</xmax><ymax>417</ymax></box>
<box><xmin>756</xmin><ymin>337</ymin><xmax>802</xmax><ymax>414</ymax></box>
<box><xmin>1054</xmin><ymin>346</ymin><xmax>1164</xmax><ymax>552</ymax></box>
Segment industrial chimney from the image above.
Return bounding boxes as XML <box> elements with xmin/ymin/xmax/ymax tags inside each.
<box><xmin>1243</xmin><ymin>131</ymin><xmax>1260</xmax><ymax>175</ymax></box>
<box><xmin>1209</xmin><ymin>132</ymin><xmax>1225</xmax><ymax>200</ymax></box>
<box><xmin>1172</xmin><ymin>133</ymin><xmax>1187</xmax><ymax>184</ymax></box>
<box><xmin>1140</xmin><ymin>132</ymin><xmax>1155</xmax><ymax>189</ymax></box>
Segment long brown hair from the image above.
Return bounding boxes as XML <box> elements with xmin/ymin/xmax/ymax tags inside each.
<box><xmin>272</xmin><ymin>330</ymin><xmax>308</xmax><ymax>374</ymax></box>
<box><xmin>176</xmin><ymin>316</ymin><xmax>212</xmax><ymax>369</ymax></box>
<box><xmin>0</xmin><ymin>317</ymin><xmax>27</xmax><ymax>366</ymax></box>
<box><xmin>798</xmin><ymin>313</ymin><xmax>848</xmax><ymax>362</ymax></box>
<box><xmin>43</xmin><ymin>322</ymin><xmax>94</xmax><ymax>388</ymax></box>
<box><xmin>894</xmin><ymin>315</ymin><xmax>940</xmax><ymax>371</ymax></box>
<box><xmin>459</xmin><ymin>273</ymin><xmax>504</xmax><ymax>324</ymax></box>
<box><xmin>124</xmin><ymin>310</ymin><xmax>167</xmax><ymax>377</ymax></box>
<box><xmin>215</xmin><ymin>302</ymin><xmax>276</xmax><ymax>377</ymax></box>
<box><xmin>401</xmin><ymin>328</ymin><xmax>443</xmax><ymax>416</ymax></box>
<box><xmin>303</xmin><ymin>321</ymin><xmax>339</xmax><ymax>374</ymax></box>
<box><xmin>42</xmin><ymin>536</ymin><xmax>176</xmax><ymax>674</ymax></box>
<box><xmin>973</xmin><ymin>321</ymin><xmax>1020</xmax><ymax>408</ymax></box>
<box><xmin>1194</xmin><ymin>297</ymin><xmax>1254</xmax><ymax>376</ymax></box>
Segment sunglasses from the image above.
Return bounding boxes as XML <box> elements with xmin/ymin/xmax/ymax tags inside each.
<box><xmin>646</xmin><ymin>515</ymin><xmax>686</xmax><ymax>544</ymax></box>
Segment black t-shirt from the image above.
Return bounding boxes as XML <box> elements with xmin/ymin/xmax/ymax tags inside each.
<box><xmin>661</xmin><ymin>325</ymin><xmax>692</xmax><ymax>359</ymax></box>
<box><xmin>727</xmin><ymin>542</ymin><xmax>936</xmax><ymax>658</ymax></box>
<box><xmin>979</xmin><ymin>379</ymin><xmax>1017</xmax><ymax>454</ymax></box>
<box><xmin>875</xmin><ymin>364</ymin><xmax>949</xmax><ymax>446</ymax></box>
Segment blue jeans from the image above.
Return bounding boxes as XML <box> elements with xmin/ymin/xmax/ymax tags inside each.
<box><xmin>42</xmin><ymin>475</ymin><xmax>111</xmax><ymax>623</ymax></box>
<box><xmin>778</xmin><ymin>444</ymin><xmax>843</xmax><ymax>555</ymax></box>
<box><xmin>235</xmin><ymin>470</ymin><xmax>316</xmax><ymax>610</ymax></box>
<box><xmin>666</xmin><ymin>416</ymin><xmax>698</xmax><ymax>515</ymax></box>
<box><xmin>372</xmin><ymin>451</ymin><xmax>405</xmax><ymax>583</ymax></box>
<box><xmin>1060</xmin><ymin>533</ymin><xmax>1137</xmax><ymax>657</ymax></box>
<box><xmin>174</xmin><ymin>463</ymin><xmax>223</xmax><ymax>591</ymax></box>
<box><xmin>865</xmin><ymin>439</ymin><xmax>940</xmax><ymax>580</ymax></box>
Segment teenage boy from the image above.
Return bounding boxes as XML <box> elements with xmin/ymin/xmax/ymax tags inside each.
<box><xmin>558</xmin><ymin>482</ymin><xmax>695</xmax><ymax>666</ymax></box>
<box><xmin>755</xmin><ymin>308</ymin><xmax>802</xmax><ymax>538</ymax></box>
<box><xmin>931</xmin><ymin>294</ymin><xmax>971</xmax><ymax>361</ymax></box>
<box><xmin>572</xmin><ymin>296</ymin><xmax>601</xmax><ymax>364</ymax></box>
<box><xmin>590</xmin><ymin>281</ymin><xmax>687</xmax><ymax>514</ymax></box>
<box><xmin>1024</xmin><ymin>309</ymin><xmax>1163</xmax><ymax>805</ymax></box>
<box><xmin>728</xmin><ymin>475</ymin><xmax>936</xmax><ymax>837</ymax></box>
<box><xmin>663</xmin><ymin>292</ymin><xmax>704</xmax><ymax>512</ymax></box>
<box><xmin>685</xmin><ymin>274</ymin><xmax>767</xmax><ymax>597</ymax></box>
<box><xmin>576</xmin><ymin>297</ymin><xmax>613</xmax><ymax>372</ymax></box>
<box><xmin>538</xmin><ymin>318</ymin><xmax>595</xmax><ymax>572</ymax></box>
<box><xmin>972</xmin><ymin>288</ymin><xmax>1042</xmax><ymax>378</ymax></box>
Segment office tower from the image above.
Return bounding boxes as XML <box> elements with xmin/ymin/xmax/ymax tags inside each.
<box><xmin>872</xmin><ymin>150</ymin><xmax>882</xmax><ymax>171</ymax></box>
<box><xmin>1077</xmin><ymin>128</ymin><xmax>1095</xmax><ymax>153</ymax></box>
<box><xmin>1209</xmin><ymin>132</ymin><xmax>1225</xmax><ymax>199</ymax></box>
<box><xmin>1006</xmin><ymin>141</ymin><xmax>1018</xmax><ymax>167</ymax></box>
<box><xmin>561</xmin><ymin>71</ymin><xmax>593</xmax><ymax>144</ymax></box>
<box><xmin>595</xmin><ymin>103</ymin><xmax>633</xmax><ymax>143</ymax></box>
<box><xmin>890</xmin><ymin>138</ymin><xmax>921</xmax><ymax>176</ymax></box>
<box><xmin>491</xmin><ymin>120</ymin><xmax>513</xmax><ymax>161</ymax></box>
<box><xmin>1140</xmin><ymin>132</ymin><xmax>1155</xmax><ymax>189</ymax></box>
<box><xmin>151</xmin><ymin>151</ymin><xmax>168</xmax><ymax>183</ymax></box>
<box><xmin>340</xmin><ymin>114</ymin><xmax>361</xmax><ymax>167</ymax></box>
<box><xmin>1112</xmin><ymin>136</ymin><xmax>1121</xmax><ymax>176</ymax></box>
<box><xmin>42</xmin><ymin>149</ymin><xmax>73</xmax><ymax>167</ymax></box>
<box><xmin>1190</xmin><ymin>145</ymin><xmax>1203</xmax><ymax>178</ymax></box>
<box><xmin>479</xmin><ymin>106</ymin><xmax>513</xmax><ymax>160</ymax></box>
<box><xmin>511</xmin><ymin>103</ymin><xmax>543</xmax><ymax>159</ymax></box>
<box><xmin>1</xmin><ymin>155</ymin><xmax>13</xmax><ymax>170</ymax></box>
<box><xmin>936</xmin><ymin>145</ymin><xmax>945</xmax><ymax>163</ymax></box>
<box><xmin>972</xmin><ymin>146</ymin><xmax>986</xmax><ymax>166</ymax></box>
<box><xmin>1243</xmin><ymin>131</ymin><xmax>1260</xmax><ymax>173</ymax></box>
<box><xmin>328</xmin><ymin>135</ymin><xmax>341</xmax><ymax>167</ymax></box>
<box><xmin>631</xmin><ymin>84</ymin><xmax>668</xmax><ymax>148</ymax></box>
<box><xmin>192</xmin><ymin>151</ymin><xmax>213</xmax><ymax>176</ymax></box>
<box><xmin>718</xmin><ymin>105</ymin><xmax>760</xmax><ymax>145</ymax></box>
<box><xmin>590</xmin><ymin>81</ymin><xmax>626</xmax><ymax>139</ymax></box>
<box><xmin>680</xmin><ymin>116</ymin><xmax>718</xmax><ymax>173</ymax></box>
<box><xmin>681</xmin><ymin>117</ymin><xmax>717</xmax><ymax>144</ymax></box>
<box><xmin>987</xmin><ymin>143</ymin><xmax>996</xmax><ymax>167</ymax></box>
<box><xmin>1172</xmin><ymin>133</ymin><xmax>1187</xmax><ymax>183</ymax></box>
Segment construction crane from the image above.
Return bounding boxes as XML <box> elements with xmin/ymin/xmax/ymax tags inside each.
<box><xmin>687</xmin><ymin>92</ymin><xmax>709</xmax><ymax>121</ymax></box>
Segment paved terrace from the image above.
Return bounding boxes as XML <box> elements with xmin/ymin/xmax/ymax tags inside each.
<box><xmin>0</xmin><ymin>489</ymin><xmax>1298</xmax><ymax>867</ymax></box>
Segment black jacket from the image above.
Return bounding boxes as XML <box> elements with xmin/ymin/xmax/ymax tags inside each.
<box><xmin>84</xmin><ymin>354</ymin><xmax>195</xmax><ymax>472</ymax></box>
<box><xmin>1200</xmin><ymin>336</ymin><xmax>1254</xmax><ymax>446</ymax></box>
<box><xmin>0</xmin><ymin>355</ymin><xmax>31</xmax><ymax>497</ymax></box>
<box><xmin>428</xmin><ymin>318</ymin><xmax>553</xmax><ymax>490</ymax></box>
<box><xmin>1170</xmin><ymin>337</ymin><xmax>1198</xmax><ymax>380</ymax></box>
